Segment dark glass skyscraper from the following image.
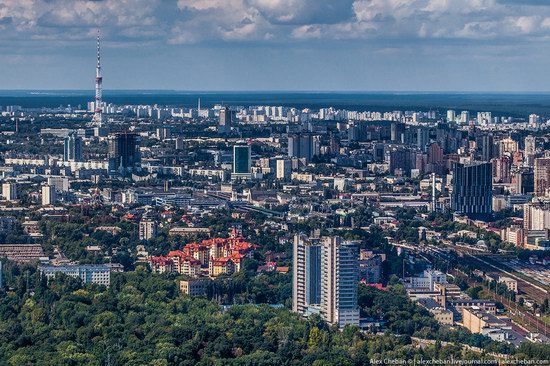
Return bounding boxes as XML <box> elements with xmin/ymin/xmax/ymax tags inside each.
<box><xmin>232</xmin><ymin>144</ymin><xmax>251</xmax><ymax>177</ymax></box>
<box><xmin>108</xmin><ymin>132</ymin><xmax>141</xmax><ymax>176</ymax></box>
<box><xmin>451</xmin><ymin>162</ymin><xmax>493</xmax><ymax>220</ymax></box>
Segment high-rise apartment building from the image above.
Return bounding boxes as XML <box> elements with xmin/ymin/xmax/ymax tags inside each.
<box><xmin>108</xmin><ymin>132</ymin><xmax>141</xmax><ymax>176</ymax></box>
<box><xmin>321</xmin><ymin>236</ymin><xmax>360</xmax><ymax>327</ymax></box>
<box><xmin>219</xmin><ymin>107</ymin><xmax>232</xmax><ymax>134</ymax></box>
<box><xmin>523</xmin><ymin>199</ymin><xmax>550</xmax><ymax>231</ymax></box>
<box><xmin>515</xmin><ymin>170</ymin><xmax>534</xmax><ymax>195</ymax></box>
<box><xmin>276</xmin><ymin>159</ymin><xmax>292</xmax><ymax>180</ymax></box>
<box><xmin>2</xmin><ymin>183</ymin><xmax>17</xmax><ymax>201</ymax></box>
<box><xmin>479</xmin><ymin>134</ymin><xmax>495</xmax><ymax>162</ymax></box>
<box><xmin>42</xmin><ymin>185</ymin><xmax>57</xmax><ymax>206</ymax></box>
<box><xmin>534</xmin><ymin>158</ymin><xmax>550</xmax><ymax>197</ymax></box>
<box><xmin>64</xmin><ymin>132</ymin><xmax>83</xmax><ymax>162</ymax></box>
<box><xmin>446</xmin><ymin>110</ymin><xmax>456</xmax><ymax>123</ymax></box>
<box><xmin>524</xmin><ymin>136</ymin><xmax>536</xmax><ymax>156</ymax></box>
<box><xmin>139</xmin><ymin>219</ymin><xmax>158</xmax><ymax>241</ymax></box>
<box><xmin>292</xmin><ymin>234</ymin><xmax>322</xmax><ymax>314</ymax></box>
<box><xmin>288</xmin><ymin>134</ymin><xmax>318</xmax><ymax>162</ymax></box>
<box><xmin>293</xmin><ymin>235</ymin><xmax>359</xmax><ymax>327</ymax></box>
<box><xmin>451</xmin><ymin>162</ymin><xmax>493</xmax><ymax>220</ymax></box>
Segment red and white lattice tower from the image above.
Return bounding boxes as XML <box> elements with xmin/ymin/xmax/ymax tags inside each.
<box><xmin>92</xmin><ymin>30</ymin><xmax>104</xmax><ymax>126</ymax></box>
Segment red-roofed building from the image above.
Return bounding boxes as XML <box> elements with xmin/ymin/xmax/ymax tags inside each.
<box><xmin>209</xmin><ymin>257</ymin><xmax>236</xmax><ymax>277</ymax></box>
<box><xmin>149</xmin><ymin>256</ymin><xmax>174</xmax><ymax>274</ymax></box>
<box><xmin>181</xmin><ymin>237</ymin><xmax>257</xmax><ymax>276</ymax></box>
<box><xmin>166</xmin><ymin>250</ymin><xmax>202</xmax><ymax>277</ymax></box>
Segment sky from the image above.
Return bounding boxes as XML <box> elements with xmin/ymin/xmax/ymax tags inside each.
<box><xmin>3</xmin><ymin>0</ymin><xmax>550</xmax><ymax>91</ymax></box>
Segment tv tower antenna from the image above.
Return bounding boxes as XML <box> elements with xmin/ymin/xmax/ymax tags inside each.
<box><xmin>92</xmin><ymin>30</ymin><xmax>104</xmax><ymax>126</ymax></box>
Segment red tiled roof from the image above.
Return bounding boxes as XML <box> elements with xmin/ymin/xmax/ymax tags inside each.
<box><xmin>149</xmin><ymin>256</ymin><xmax>173</xmax><ymax>265</ymax></box>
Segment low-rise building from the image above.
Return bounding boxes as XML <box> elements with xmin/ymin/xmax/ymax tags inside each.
<box><xmin>462</xmin><ymin>307</ymin><xmax>507</xmax><ymax>333</ymax></box>
<box><xmin>407</xmin><ymin>269</ymin><xmax>447</xmax><ymax>291</ymax></box>
<box><xmin>180</xmin><ymin>279</ymin><xmax>210</xmax><ymax>296</ymax></box>
<box><xmin>0</xmin><ymin>244</ymin><xmax>45</xmax><ymax>262</ymax></box>
<box><xmin>39</xmin><ymin>265</ymin><xmax>110</xmax><ymax>286</ymax></box>
<box><xmin>417</xmin><ymin>298</ymin><xmax>454</xmax><ymax>325</ymax></box>
<box><xmin>169</xmin><ymin>227</ymin><xmax>211</xmax><ymax>237</ymax></box>
<box><xmin>498</xmin><ymin>276</ymin><xmax>518</xmax><ymax>293</ymax></box>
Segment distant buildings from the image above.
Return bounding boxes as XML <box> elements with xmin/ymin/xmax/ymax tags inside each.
<box><xmin>407</xmin><ymin>269</ymin><xmax>447</xmax><ymax>291</ymax></box>
<box><xmin>534</xmin><ymin>157</ymin><xmax>550</xmax><ymax>197</ymax></box>
<box><xmin>39</xmin><ymin>265</ymin><xmax>111</xmax><ymax>286</ymax></box>
<box><xmin>451</xmin><ymin>162</ymin><xmax>493</xmax><ymax>220</ymax></box>
<box><xmin>0</xmin><ymin>216</ymin><xmax>17</xmax><ymax>235</ymax></box>
<box><xmin>63</xmin><ymin>132</ymin><xmax>83</xmax><ymax>162</ymax></box>
<box><xmin>218</xmin><ymin>107</ymin><xmax>232</xmax><ymax>134</ymax></box>
<box><xmin>2</xmin><ymin>183</ymin><xmax>17</xmax><ymax>201</ymax></box>
<box><xmin>139</xmin><ymin>219</ymin><xmax>158</xmax><ymax>241</ymax></box>
<box><xmin>108</xmin><ymin>132</ymin><xmax>141</xmax><ymax>176</ymax></box>
<box><xmin>288</xmin><ymin>134</ymin><xmax>318</xmax><ymax>162</ymax></box>
<box><xmin>149</xmin><ymin>236</ymin><xmax>257</xmax><ymax>278</ymax></box>
<box><xmin>41</xmin><ymin>184</ymin><xmax>57</xmax><ymax>206</ymax></box>
<box><xmin>498</xmin><ymin>276</ymin><xmax>518</xmax><ymax>294</ymax></box>
<box><xmin>293</xmin><ymin>234</ymin><xmax>359</xmax><ymax>328</ymax></box>
<box><xmin>358</xmin><ymin>249</ymin><xmax>383</xmax><ymax>284</ymax></box>
<box><xmin>232</xmin><ymin>143</ymin><xmax>251</xmax><ymax>179</ymax></box>
<box><xmin>276</xmin><ymin>159</ymin><xmax>292</xmax><ymax>180</ymax></box>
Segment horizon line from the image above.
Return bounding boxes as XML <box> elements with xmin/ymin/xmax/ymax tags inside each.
<box><xmin>3</xmin><ymin>89</ymin><xmax>550</xmax><ymax>94</ymax></box>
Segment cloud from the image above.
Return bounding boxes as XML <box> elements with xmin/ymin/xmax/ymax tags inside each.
<box><xmin>2</xmin><ymin>0</ymin><xmax>550</xmax><ymax>51</ymax></box>
<box><xmin>247</xmin><ymin>0</ymin><xmax>355</xmax><ymax>24</ymax></box>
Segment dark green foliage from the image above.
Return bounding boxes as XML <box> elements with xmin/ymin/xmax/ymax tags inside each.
<box><xmin>0</xmin><ymin>271</ymin><xmax>506</xmax><ymax>366</ymax></box>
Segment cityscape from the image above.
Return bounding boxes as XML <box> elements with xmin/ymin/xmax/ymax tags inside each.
<box><xmin>1</xmin><ymin>1</ymin><xmax>550</xmax><ymax>365</ymax></box>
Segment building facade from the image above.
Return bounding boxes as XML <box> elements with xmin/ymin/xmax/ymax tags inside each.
<box><xmin>108</xmin><ymin>132</ymin><xmax>141</xmax><ymax>176</ymax></box>
<box><xmin>452</xmin><ymin>162</ymin><xmax>493</xmax><ymax>220</ymax></box>
<box><xmin>534</xmin><ymin>158</ymin><xmax>550</xmax><ymax>197</ymax></box>
<box><xmin>139</xmin><ymin>219</ymin><xmax>158</xmax><ymax>241</ymax></box>
<box><xmin>232</xmin><ymin>144</ymin><xmax>251</xmax><ymax>179</ymax></box>
<box><xmin>320</xmin><ymin>236</ymin><xmax>360</xmax><ymax>328</ymax></box>
<box><xmin>64</xmin><ymin>132</ymin><xmax>83</xmax><ymax>162</ymax></box>
<box><xmin>39</xmin><ymin>265</ymin><xmax>111</xmax><ymax>286</ymax></box>
<box><xmin>292</xmin><ymin>234</ymin><xmax>322</xmax><ymax>314</ymax></box>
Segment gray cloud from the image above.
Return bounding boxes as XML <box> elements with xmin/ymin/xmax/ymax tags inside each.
<box><xmin>3</xmin><ymin>0</ymin><xmax>550</xmax><ymax>90</ymax></box>
<box><xmin>2</xmin><ymin>0</ymin><xmax>550</xmax><ymax>46</ymax></box>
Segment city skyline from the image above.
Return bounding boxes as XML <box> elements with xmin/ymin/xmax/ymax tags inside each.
<box><xmin>3</xmin><ymin>1</ymin><xmax>550</xmax><ymax>91</ymax></box>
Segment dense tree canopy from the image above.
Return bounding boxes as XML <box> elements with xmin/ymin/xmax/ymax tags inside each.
<box><xmin>4</xmin><ymin>270</ymin><xmax>537</xmax><ymax>366</ymax></box>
